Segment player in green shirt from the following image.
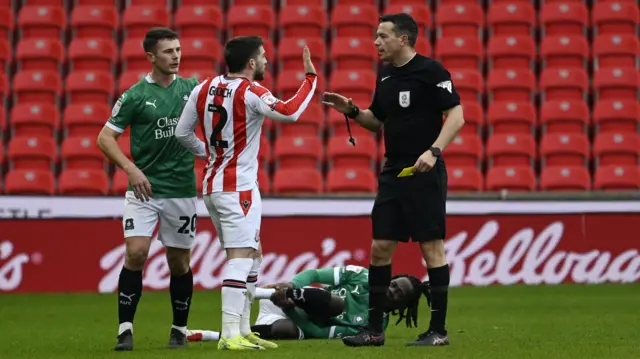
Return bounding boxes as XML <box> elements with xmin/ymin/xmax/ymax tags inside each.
<box><xmin>185</xmin><ymin>266</ymin><xmax>430</xmax><ymax>342</ymax></box>
<box><xmin>96</xmin><ymin>27</ymin><xmax>200</xmax><ymax>352</ymax></box>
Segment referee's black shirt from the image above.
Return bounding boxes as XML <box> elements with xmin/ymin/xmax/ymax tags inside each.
<box><xmin>369</xmin><ymin>54</ymin><xmax>461</xmax><ymax>170</ymax></box>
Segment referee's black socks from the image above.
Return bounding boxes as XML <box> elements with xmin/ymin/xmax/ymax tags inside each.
<box><xmin>368</xmin><ymin>264</ymin><xmax>392</xmax><ymax>333</ymax></box>
<box><xmin>427</xmin><ymin>264</ymin><xmax>450</xmax><ymax>336</ymax></box>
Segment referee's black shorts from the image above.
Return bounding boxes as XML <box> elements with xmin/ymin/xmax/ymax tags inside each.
<box><xmin>371</xmin><ymin>158</ymin><xmax>448</xmax><ymax>243</ymax></box>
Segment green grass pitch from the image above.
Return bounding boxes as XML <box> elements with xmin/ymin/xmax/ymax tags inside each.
<box><xmin>1</xmin><ymin>284</ymin><xmax>638</xmax><ymax>359</ymax></box>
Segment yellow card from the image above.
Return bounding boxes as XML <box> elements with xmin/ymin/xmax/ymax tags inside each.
<box><xmin>397</xmin><ymin>167</ymin><xmax>415</xmax><ymax>178</ymax></box>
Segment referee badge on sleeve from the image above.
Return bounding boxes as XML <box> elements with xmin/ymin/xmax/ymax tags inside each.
<box><xmin>399</xmin><ymin>91</ymin><xmax>410</xmax><ymax>108</ymax></box>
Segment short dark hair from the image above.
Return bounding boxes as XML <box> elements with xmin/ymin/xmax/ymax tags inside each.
<box><xmin>224</xmin><ymin>36</ymin><xmax>264</xmax><ymax>73</ymax></box>
<box><xmin>143</xmin><ymin>27</ymin><xmax>179</xmax><ymax>53</ymax></box>
<box><xmin>388</xmin><ymin>275</ymin><xmax>431</xmax><ymax>328</ymax></box>
<box><xmin>379</xmin><ymin>13</ymin><xmax>418</xmax><ymax>48</ymax></box>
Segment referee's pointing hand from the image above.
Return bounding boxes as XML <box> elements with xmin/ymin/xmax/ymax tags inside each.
<box><xmin>322</xmin><ymin>92</ymin><xmax>354</xmax><ymax>114</ymax></box>
<box><xmin>413</xmin><ymin>150</ymin><xmax>437</xmax><ymax>173</ymax></box>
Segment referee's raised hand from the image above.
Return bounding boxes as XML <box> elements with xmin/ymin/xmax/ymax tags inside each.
<box><xmin>322</xmin><ymin>92</ymin><xmax>354</xmax><ymax>114</ymax></box>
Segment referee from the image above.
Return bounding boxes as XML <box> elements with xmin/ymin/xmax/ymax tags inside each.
<box><xmin>323</xmin><ymin>13</ymin><xmax>465</xmax><ymax>347</ymax></box>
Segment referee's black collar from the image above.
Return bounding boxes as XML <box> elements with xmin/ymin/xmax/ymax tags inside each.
<box><xmin>391</xmin><ymin>52</ymin><xmax>418</xmax><ymax>68</ymax></box>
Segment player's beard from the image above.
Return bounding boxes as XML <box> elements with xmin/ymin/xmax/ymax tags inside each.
<box><xmin>253</xmin><ymin>67</ymin><xmax>265</xmax><ymax>81</ymax></box>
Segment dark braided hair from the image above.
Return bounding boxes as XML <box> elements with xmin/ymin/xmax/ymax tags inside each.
<box><xmin>388</xmin><ymin>275</ymin><xmax>431</xmax><ymax>328</ymax></box>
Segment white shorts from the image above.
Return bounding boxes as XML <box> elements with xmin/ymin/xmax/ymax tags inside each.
<box><xmin>122</xmin><ymin>191</ymin><xmax>198</xmax><ymax>249</ymax></box>
<box><xmin>254</xmin><ymin>299</ymin><xmax>305</xmax><ymax>339</ymax></box>
<box><xmin>203</xmin><ymin>185</ymin><xmax>262</xmax><ymax>250</ymax></box>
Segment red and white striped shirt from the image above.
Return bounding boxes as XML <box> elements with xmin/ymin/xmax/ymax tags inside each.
<box><xmin>175</xmin><ymin>73</ymin><xmax>317</xmax><ymax>194</ymax></box>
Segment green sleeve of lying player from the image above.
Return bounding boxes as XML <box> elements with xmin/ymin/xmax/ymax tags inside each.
<box><xmin>291</xmin><ymin>265</ymin><xmax>367</xmax><ymax>288</ymax></box>
<box><xmin>284</xmin><ymin>307</ymin><xmax>360</xmax><ymax>339</ymax></box>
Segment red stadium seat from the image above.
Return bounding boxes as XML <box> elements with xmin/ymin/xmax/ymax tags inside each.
<box><xmin>594</xmin><ymin>165</ymin><xmax>640</xmax><ymax>191</ymax></box>
<box><xmin>122</xmin><ymin>6</ymin><xmax>170</xmax><ymax>39</ymax></box>
<box><xmin>180</xmin><ymin>70</ymin><xmax>212</xmax><ymax>83</ymax></box>
<box><xmin>61</xmin><ymin>136</ymin><xmax>107</xmax><ymax>170</ymax></box>
<box><xmin>12</xmin><ymin>70</ymin><xmax>62</xmax><ymax>106</ymax></box>
<box><xmin>63</xmin><ymin>103</ymin><xmax>110</xmax><ymax>137</ymax></box>
<box><xmin>257</xmin><ymin>71</ymin><xmax>274</xmax><ymax>92</ymax></box>
<box><xmin>593</xmin><ymin>132</ymin><xmax>640</xmax><ymax>167</ymax></box>
<box><xmin>180</xmin><ymin>38</ymin><xmax>222</xmax><ymax>72</ymax></box>
<box><xmin>174</xmin><ymin>6</ymin><xmax>223</xmax><ymax>39</ymax></box>
<box><xmin>487</xmin><ymin>101</ymin><xmax>536</xmax><ymax>135</ymax></box>
<box><xmin>280</xmin><ymin>0</ymin><xmax>324</xmax><ymax>5</ymax></box>
<box><xmin>276</xmin><ymin>70</ymin><xmax>325</xmax><ymax>101</ymax></box>
<box><xmin>593</xmin><ymin>34</ymin><xmax>640</xmax><ymax>70</ymax></box>
<box><xmin>435</xmin><ymin>37</ymin><xmax>483</xmax><ymax>70</ymax></box>
<box><xmin>443</xmin><ymin>133</ymin><xmax>483</xmax><ymax>168</ymax></box>
<box><xmin>0</xmin><ymin>39</ymin><xmax>9</xmax><ymax>73</ymax></box>
<box><xmin>486</xmin><ymin>166</ymin><xmax>536</xmax><ymax>191</ymax></box>
<box><xmin>277</xmin><ymin>37</ymin><xmax>327</xmax><ymax>72</ymax></box>
<box><xmin>385</xmin><ymin>4</ymin><xmax>432</xmax><ymax>36</ymax></box>
<box><xmin>486</xmin><ymin>133</ymin><xmax>536</xmax><ymax>168</ymax></box>
<box><xmin>69</xmin><ymin>6</ymin><xmax>118</xmax><ymax>39</ymax></box>
<box><xmin>487</xmin><ymin>2</ymin><xmax>535</xmax><ymax>36</ymax></box>
<box><xmin>450</xmin><ymin>69</ymin><xmax>483</xmax><ymax>104</ymax></box>
<box><xmin>120</xmin><ymin>38</ymin><xmax>147</xmax><ymax>71</ymax></box>
<box><xmin>486</xmin><ymin>35</ymin><xmax>536</xmax><ymax>70</ymax></box>
<box><xmin>272</xmin><ymin>167</ymin><xmax>323</xmax><ymax>194</ymax></box>
<box><xmin>0</xmin><ymin>72</ymin><xmax>6</xmax><ymax>104</ymax></box>
<box><xmin>227</xmin><ymin>6</ymin><xmax>275</xmax><ymax>38</ymax></box>
<box><xmin>540</xmin><ymin>3</ymin><xmax>588</xmax><ymax>36</ymax></box>
<box><xmin>10</xmin><ymin>103</ymin><xmax>59</xmax><ymax>137</ymax></box>
<box><xmin>258</xmin><ymin>135</ymin><xmax>272</xmax><ymax>169</ymax></box>
<box><xmin>540</xmin><ymin>35</ymin><xmax>589</xmax><ymax>69</ymax></box>
<box><xmin>540</xmin><ymin>133</ymin><xmax>590</xmax><ymax>167</ymax></box>
<box><xmin>327</xmin><ymin>135</ymin><xmax>377</xmax><ymax>170</ymax></box>
<box><xmin>58</xmin><ymin>169</ymin><xmax>109</xmax><ymax>196</ymax></box>
<box><xmin>448</xmin><ymin>166</ymin><xmax>483</xmax><ymax>192</ymax></box>
<box><xmin>593</xmin><ymin>99</ymin><xmax>640</xmax><ymax>134</ymax></box>
<box><xmin>119</xmin><ymin>133</ymin><xmax>132</xmax><ymax>159</ymax></box>
<box><xmin>278</xmin><ymin>6</ymin><xmax>327</xmax><ymax>38</ymax></box>
<box><xmin>328</xmin><ymin>110</ymin><xmax>375</xmax><ymax>140</ymax></box>
<box><xmin>7</xmin><ymin>136</ymin><xmax>57</xmax><ymax>170</ymax></box>
<box><xmin>331</xmin><ymin>5</ymin><xmax>379</xmax><ymax>38</ymax></box>
<box><xmin>66</xmin><ymin>71</ymin><xmax>114</xmax><ymax>105</ymax></box>
<box><xmin>328</xmin><ymin>70</ymin><xmax>376</xmax><ymax>106</ymax></box>
<box><xmin>414</xmin><ymin>38</ymin><xmax>432</xmax><ymax>57</ymax></box>
<box><xmin>592</xmin><ymin>2</ymin><xmax>639</xmax><ymax>36</ymax></box>
<box><xmin>276</xmin><ymin>102</ymin><xmax>325</xmax><ymax>138</ymax></box>
<box><xmin>118</xmin><ymin>71</ymin><xmax>146</xmax><ymax>94</ymax></box>
<box><xmin>258</xmin><ymin>168</ymin><xmax>271</xmax><ymax>194</ymax></box>
<box><xmin>17</xmin><ymin>6</ymin><xmax>66</xmax><ymax>39</ymax></box>
<box><xmin>539</xmin><ymin>68</ymin><xmax>589</xmax><ymax>102</ymax></box>
<box><xmin>68</xmin><ymin>38</ymin><xmax>117</xmax><ymax>73</ymax></box>
<box><xmin>486</xmin><ymin>69</ymin><xmax>536</xmax><ymax>103</ymax></box>
<box><xmin>273</xmin><ymin>135</ymin><xmax>323</xmax><ymax>169</ymax></box>
<box><xmin>326</xmin><ymin>167</ymin><xmax>376</xmax><ymax>193</ymax></box>
<box><xmin>435</xmin><ymin>3</ymin><xmax>484</xmax><ymax>39</ymax></box>
<box><xmin>540</xmin><ymin>100</ymin><xmax>589</xmax><ymax>134</ymax></box>
<box><xmin>540</xmin><ymin>166</ymin><xmax>591</xmax><ymax>191</ymax></box>
<box><xmin>16</xmin><ymin>38</ymin><xmax>64</xmax><ymax>72</ymax></box>
<box><xmin>0</xmin><ymin>7</ymin><xmax>13</xmax><ymax>41</ymax></box>
<box><xmin>458</xmin><ymin>101</ymin><xmax>483</xmax><ymax>135</ymax></box>
<box><xmin>330</xmin><ymin>37</ymin><xmax>378</xmax><ymax>71</ymax></box>
<box><xmin>593</xmin><ymin>67</ymin><xmax>640</xmax><ymax>101</ymax></box>
<box><xmin>110</xmin><ymin>169</ymin><xmax>129</xmax><ymax>195</ymax></box>
<box><xmin>4</xmin><ymin>169</ymin><xmax>54</xmax><ymax>195</ymax></box>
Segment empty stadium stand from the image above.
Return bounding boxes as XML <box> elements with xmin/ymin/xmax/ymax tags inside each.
<box><xmin>0</xmin><ymin>0</ymin><xmax>638</xmax><ymax>195</ymax></box>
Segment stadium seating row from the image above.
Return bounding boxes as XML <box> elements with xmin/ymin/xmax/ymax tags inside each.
<box><xmin>2</xmin><ymin>164</ymin><xmax>639</xmax><ymax>196</ymax></box>
<box><xmin>3</xmin><ymin>2</ymin><xmax>638</xmax><ymax>42</ymax></box>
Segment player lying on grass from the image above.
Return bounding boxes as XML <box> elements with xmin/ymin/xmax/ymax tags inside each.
<box><xmin>186</xmin><ymin>265</ymin><xmax>431</xmax><ymax>341</ymax></box>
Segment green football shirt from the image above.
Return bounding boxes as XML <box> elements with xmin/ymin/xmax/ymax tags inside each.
<box><xmin>107</xmin><ymin>74</ymin><xmax>199</xmax><ymax>198</ymax></box>
<box><xmin>288</xmin><ymin>266</ymin><xmax>389</xmax><ymax>339</ymax></box>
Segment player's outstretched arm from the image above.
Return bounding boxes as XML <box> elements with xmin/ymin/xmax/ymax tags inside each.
<box><xmin>248</xmin><ymin>46</ymin><xmax>317</xmax><ymax>123</ymax></box>
<box><xmin>175</xmin><ymin>84</ymin><xmax>208</xmax><ymax>159</ymax></box>
<box><xmin>322</xmin><ymin>92</ymin><xmax>383</xmax><ymax>132</ymax></box>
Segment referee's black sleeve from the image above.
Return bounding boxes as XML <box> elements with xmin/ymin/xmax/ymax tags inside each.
<box><xmin>430</xmin><ymin>61</ymin><xmax>461</xmax><ymax>112</ymax></box>
<box><xmin>368</xmin><ymin>79</ymin><xmax>386</xmax><ymax>122</ymax></box>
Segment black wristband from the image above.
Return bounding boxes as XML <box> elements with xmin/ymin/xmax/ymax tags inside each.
<box><xmin>346</xmin><ymin>106</ymin><xmax>360</xmax><ymax>119</ymax></box>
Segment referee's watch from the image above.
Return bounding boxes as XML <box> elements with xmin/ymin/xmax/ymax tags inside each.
<box><xmin>429</xmin><ymin>146</ymin><xmax>442</xmax><ymax>157</ymax></box>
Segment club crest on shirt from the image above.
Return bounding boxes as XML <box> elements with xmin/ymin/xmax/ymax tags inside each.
<box><xmin>399</xmin><ymin>91</ymin><xmax>410</xmax><ymax>108</ymax></box>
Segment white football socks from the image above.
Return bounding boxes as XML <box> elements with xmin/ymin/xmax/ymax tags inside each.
<box><xmin>118</xmin><ymin>322</ymin><xmax>133</xmax><ymax>336</ymax></box>
<box><xmin>240</xmin><ymin>257</ymin><xmax>262</xmax><ymax>337</ymax></box>
<box><xmin>221</xmin><ymin>258</ymin><xmax>253</xmax><ymax>339</ymax></box>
